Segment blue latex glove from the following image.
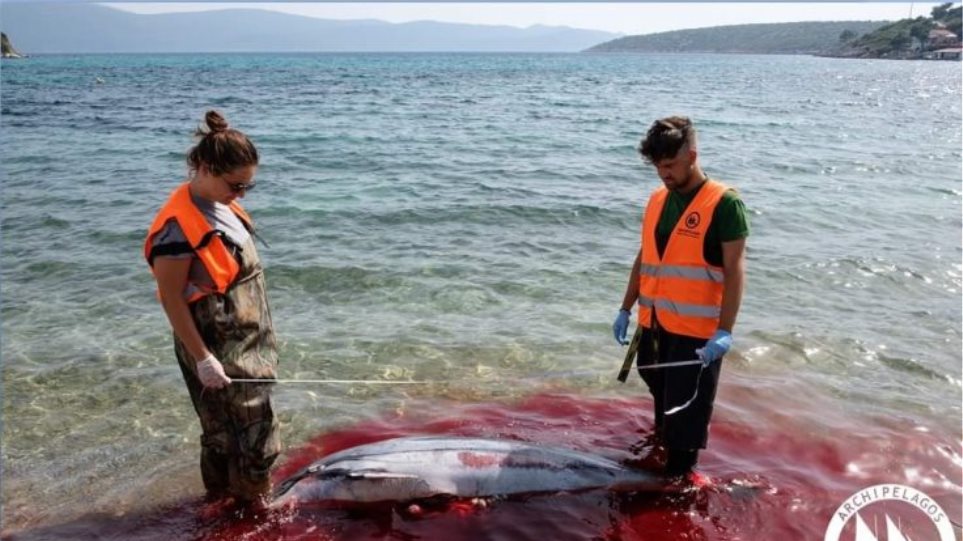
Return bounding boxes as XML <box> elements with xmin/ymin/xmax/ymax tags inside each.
<box><xmin>613</xmin><ymin>309</ymin><xmax>631</xmax><ymax>345</ymax></box>
<box><xmin>696</xmin><ymin>330</ymin><xmax>732</xmax><ymax>366</ymax></box>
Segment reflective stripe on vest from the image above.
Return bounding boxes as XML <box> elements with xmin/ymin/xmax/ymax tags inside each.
<box><xmin>639</xmin><ymin>263</ymin><xmax>724</xmax><ymax>283</ymax></box>
<box><xmin>637</xmin><ymin>296</ymin><xmax>721</xmax><ymax>319</ymax></box>
<box><xmin>638</xmin><ymin>179</ymin><xmax>729</xmax><ymax>339</ymax></box>
<box><xmin>144</xmin><ymin>182</ymin><xmax>253</xmax><ymax>303</ymax></box>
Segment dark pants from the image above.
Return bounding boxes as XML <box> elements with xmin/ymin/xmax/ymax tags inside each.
<box><xmin>636</xmin><ymin>320</ymin><xmax>722</xmax><ymax>458</ymax></box>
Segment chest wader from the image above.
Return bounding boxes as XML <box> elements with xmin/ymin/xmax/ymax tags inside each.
<box><xmin>173</xmin><ymin>236</ymin><xmax>281</xmax><ymax>501</ymax></box>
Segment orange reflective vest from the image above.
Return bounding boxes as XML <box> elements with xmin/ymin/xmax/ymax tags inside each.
<box><xmin>638</xmin><ymin>180</ymin><xmax>728</xmax><ymax>339</ymax></box>
<box><xmin>144</xmin><ymin>182</ymin><xmax>253</xmax><ymax>303</ymax></box>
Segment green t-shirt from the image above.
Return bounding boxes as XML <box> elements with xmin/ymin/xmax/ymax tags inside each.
<box><xmin>654</xmin><ymin>181</ymin><xmax>750</xmax><ymax>268</ymax></box>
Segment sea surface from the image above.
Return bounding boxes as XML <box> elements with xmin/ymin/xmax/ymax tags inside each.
<box><xmin>1</xmin><ymin>53</ymin><xmax>960</xmax><ymax>540</ymax></box>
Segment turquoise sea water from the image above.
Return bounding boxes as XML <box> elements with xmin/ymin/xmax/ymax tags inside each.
<box><xmin>1</xmin><ymin>53</ymin><xmax>961</xmax><ymax>535</ymax></box>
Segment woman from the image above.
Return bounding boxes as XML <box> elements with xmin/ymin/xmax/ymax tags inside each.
<box><xmin>144</xmin><ymin>110</ymin><xmax>280</xmax><ymax>503</ymax></box>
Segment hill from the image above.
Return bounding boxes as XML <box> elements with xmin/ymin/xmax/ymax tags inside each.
<box><xmin>0</xmin><ymin>3</ymin><xmax>619</xmax><ymax>53</ymax></box>
<box><xmin>585</xmin><ymin>21</ymin><xmax>888</xmax><ymax>54</ymax></box>
<box><xmin>832</xmin><ymin>3</ymin><xmax>962</xmax><ymax>58</ymax></box>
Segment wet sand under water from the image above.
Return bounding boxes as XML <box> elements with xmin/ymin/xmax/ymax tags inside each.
<box><xmin>3</xmin><ymin>391</ymin><xmax>959</xmax><ymax>541</ymax></box>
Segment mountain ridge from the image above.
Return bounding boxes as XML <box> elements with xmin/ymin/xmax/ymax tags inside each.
<box><xmin>0</xmin><ymin>3</ymin><xmax>619</xmax><ymax>53</ymax></box>
<box><xmin>586</xmin><ymin>21</ymin><xmax>889</xmax><ymax>54</ymax></box>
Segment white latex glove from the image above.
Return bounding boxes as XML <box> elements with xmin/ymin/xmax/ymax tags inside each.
<box><xmin>197</xmin><ymin>354</ymin><xmax>232</xmax><ymax>389</ymax></box>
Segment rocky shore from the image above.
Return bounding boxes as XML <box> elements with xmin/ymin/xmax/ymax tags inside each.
<box><xmin>2</xmin><ymin>32</ymin><xmax>25</xmax><ymax>58</ymax></box>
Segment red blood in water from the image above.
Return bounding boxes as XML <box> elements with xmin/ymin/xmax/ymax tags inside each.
<box><xmin>201</xmin><ymin>393</ymin><xmax>962</xmax><ymax>541</ymax></box>
<box><xmin>4</xmin><ymin>393</ymin><xmax>958</xmax><ymax>541</ymax></box>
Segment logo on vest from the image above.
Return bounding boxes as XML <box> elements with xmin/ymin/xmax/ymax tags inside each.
<box><xmin>824</xmin><ymin>484</ymin><xmax>957</xmax><ymax>541</ymax></box>
<box><xmin>676</xmin><ymin>211</ymin><xmax>702</xmax><ymax>238</ymax></box>
<box><xmin>684</xmin><ymin>212</ymin><xmax>701</xmax><ymax>229</ymax></box>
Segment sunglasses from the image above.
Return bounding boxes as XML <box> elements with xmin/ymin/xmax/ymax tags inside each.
<box><xmin>224</xmin><ymin>178</ymin><xmax>256</xmax><ymax>193</ymax></box>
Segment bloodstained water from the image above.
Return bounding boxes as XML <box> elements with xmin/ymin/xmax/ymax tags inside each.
<box><xmin>3</xmin><ymin>393</ymin><xmax>960</xmax><ymax>541</ymax></box>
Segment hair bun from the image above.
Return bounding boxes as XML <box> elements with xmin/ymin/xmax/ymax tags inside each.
<box><xmin>204</xmin><ymin>110</ymin><xmax>229</xmax><ymax>133</ymax></box>
<box><xmin>187</xmin><ymin>110</ymin><xmax>259</xmax><ymax>176</ymax></box>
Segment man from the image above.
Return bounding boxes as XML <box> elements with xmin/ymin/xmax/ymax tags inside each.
<box><xmin>613</xmin><ymin>116</ymin><xmax>749</xmax><ymax>478</ymax></box>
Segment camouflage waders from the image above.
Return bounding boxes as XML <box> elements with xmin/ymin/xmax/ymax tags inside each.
<box><xmin>173</xmin><ymin>235</ymin><xmax>281</xmax><ymax>501</ymax></box>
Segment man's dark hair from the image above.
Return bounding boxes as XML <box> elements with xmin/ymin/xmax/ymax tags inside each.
<box><xmin>638</xmin><ymin>116</ymin><xmax>696</xmax><ymax>164</ymax></box>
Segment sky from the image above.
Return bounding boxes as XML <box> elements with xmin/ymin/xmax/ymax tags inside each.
<box><xmin>104</xmin><ymin>2</ymin><xmax>943</xmax><ymax>35</ymax></box>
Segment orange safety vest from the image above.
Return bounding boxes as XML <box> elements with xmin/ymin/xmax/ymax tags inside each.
<box><xmin>638</xmin><ymin>180</ymin><xmax>729</xmax><ymax>339</ymax></box>
<box><xmin>144</xmin><ymin>182</ymin><xmax>253</xmax><ymax>303</ymax></box>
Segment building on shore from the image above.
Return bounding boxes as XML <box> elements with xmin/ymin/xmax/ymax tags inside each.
<box><xmin>930</xmin><ymin>47</ymin><xmax>962</xmax><ymax>60</ymax></box>
<box><xmin>927</xmin><ymin>24</ymin><xmax>960</xmax><ymax>49</ymax></box>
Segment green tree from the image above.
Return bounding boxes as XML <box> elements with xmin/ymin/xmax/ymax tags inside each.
<box><xmin>943</xmin><ymin>5</ymin><xmax>962</xmax><ymax>37</ymax></box>
<box><xmin>931</xmin><ymin>2</ymin><xmax>953</xmax><ymax>20</ymax></box>
<box><xmin>890</xmin><ymin>32</ymin><xmax>911</xmax><ymax>51</ymax></box>
<box><xmin>839</xmin><ymin>29</ymin><xmax>857</xmax><ymax>43</ymax></box>
<box><xmin>909</xmin><ymin>19</ymin><xmax>935</xmax><ymax>51</ymax></box>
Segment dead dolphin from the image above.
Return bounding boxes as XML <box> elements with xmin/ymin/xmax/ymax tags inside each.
<box><xmin>272</xmin><ymin>436</ymin><xmax>664</xmax><ymax>506</ymax></box>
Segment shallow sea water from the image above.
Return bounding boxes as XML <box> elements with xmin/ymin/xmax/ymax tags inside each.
<box><xmin>1</xmin><ymin>52</ymin><xmax>960</xmax><ymax>539</ymax></box>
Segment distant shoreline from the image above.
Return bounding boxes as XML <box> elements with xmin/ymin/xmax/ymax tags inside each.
<box><xmin>1</xmin><ymin>50</ymin><xmax>958</xmax><ymax>61</ymax></box>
